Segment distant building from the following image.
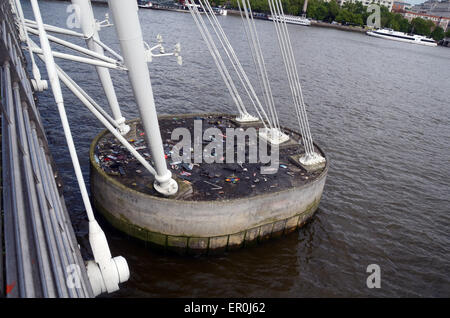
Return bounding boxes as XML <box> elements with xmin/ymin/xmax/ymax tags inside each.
<box><xmin>337</xmin><ymin>0</ymin><xmax>394</xmax><ymax>12</ymax></box>
<box><xmin>392</xmin><ymin>1</ymin><xmax>412</xmax><ymax>12</ymax></box>
<box><xmin>403</xmin><ymin>10</ymin><xmax>450</xmax><ymax>29</ymax></box>
<box><xmin>410</xmin><ymin>0</ymin><xmax>450</xmax><ymax>18</ymax></box>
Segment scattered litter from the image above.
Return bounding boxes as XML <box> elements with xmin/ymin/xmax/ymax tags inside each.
<box><xmin>181</xmin><ymin>163</ymin><xmax>193</xmax><ymax>171</ymax></box>
<box><xmin>225</xmin><ymin>176</ymin><xmax>240</xmax><ymax>183</ymax></box>
<box><xmin>204</xmin><ymin>180</ymin><xmax>222</xmax><ymax>190</ymax></box>
<box><xmin>93</xmin><ymin>115</ymin><xmax>320</xmax><ymax>201</ymax></box>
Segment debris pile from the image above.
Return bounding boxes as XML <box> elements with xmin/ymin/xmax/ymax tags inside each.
<box><xmin>93</xmin><ymin>115</ymin><xmax>324</xmax><ymax>200</ymax></box>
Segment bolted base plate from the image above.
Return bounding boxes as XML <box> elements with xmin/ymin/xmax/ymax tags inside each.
<box><xmin>153</xmin><ymin>178</ymin><xmax>179</xmax><ymax>196</ymax></box>
<box><xmin>289</xmin><ymin>153</ymin><xmax>326</xmax><ymax>173</ymax></box>
<box><xmin>258</xmin><ymin>128</ymin><xmax>290</xmax><ymax>146</ymax></box>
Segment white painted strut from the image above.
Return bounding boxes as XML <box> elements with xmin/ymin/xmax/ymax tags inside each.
<box><xmin>29</xmin><ymin>46</ymin><xmax>125</xmax><ymax>70</ymax></box>
<box><xmin>13</xmin><ymin>0</ymin><xmax>48</xmax><ymax>91</ymax></box>
<box><xmin>108</xmin><ymin>0</ymin><xmax>178</xmax><ymax>196</ymax></box>
<box><xmin>29</xmin><ymin>0</ymin><xmax>129</xmax><ymax>296</ymax></box>
<box><xmin>25</xmin><ymin>18</ymin><xmax>86</xmax><ymax>38</ymax></box>
<box><xmin>71</xmin><ymin>0</ymin><xmax>130</xmax><ymax>135</ymax></box>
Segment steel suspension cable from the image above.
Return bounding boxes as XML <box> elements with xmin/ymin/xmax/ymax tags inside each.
<box><xmin>275</xmin><ymin>0</ymin><xmax>315</xmax><ymax>151</ymax></box>
<box><xmin>269</xmin><ymin>0</ymin><xmax>314</xmax><ymax>154</ymax></box>
<box><xmin>273</xmin><ymin>0</ymin><xmax>315</xmax><ymax>154</ymax></box>
<box><xmin>186</xmin><ymin>0</ymin><xmax>246</xmax><ymax>116</ymax></box>
<box><xmin>268</xmin><ymin>0</ymin><xmax>313</xmax><ymax>154</ymax></box>
<box><xmin>240</xmin><ymin>0</ymin><xmax>280</xmax><ymax>131</ymax></box>
<box><xmin>199</xmin><ymin>0</ymin><xmax>271</xmax><ymax>127</ymax></box>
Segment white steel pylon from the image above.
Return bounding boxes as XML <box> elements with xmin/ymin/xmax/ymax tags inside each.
<box><xmin>71</xmin><ymin>0</ymin><xmax>130</xmax><ymax>135</ymax></box>
<box><xmin>108</xmin><ymin>0</ymin><xmax>178</xmax><ymax>196</ymax></box>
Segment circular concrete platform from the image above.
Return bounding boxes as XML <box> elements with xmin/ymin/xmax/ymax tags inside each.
<box><xmin>90</xmin><ymin>113</ymin><xmax>328</xmax><ymax>254</ymax></box>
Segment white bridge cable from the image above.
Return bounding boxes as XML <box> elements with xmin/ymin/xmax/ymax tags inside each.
<box><xmin>236</xmin><ymin>0</ymin><xmax>272</xmax><ymax>130</ymax></box>
<box><xmin>26</xmin><ymin>27</ymin><xmax>121</xmax><ymax>65</ymax></box>
<box><xmin>198</xmin><ymin>0</ymin><xmax>253</xmax><ymax>118</ymax></box>
<box><xmin>198</xmin><ymin>0</ymin><xmax>271</xmax><ymax>128</ymax></box>
<box><xmin>28</xmin><ymin>38</ymin><xmax>157</xmax><ymax>176</ymax></box>
<box><xmin>239</xmin><ymin>0</ymin><xmax>281</xmax><ymax>132</ymax></box>
<box><xmin>275</xmin><ymin>0</ymin><xmax>315</xmax><ymax>155</ymax></box>
<box><xmin>268</xmin><ymin>0</ymin><xmax>315</xmax><ymax>154</ymax></box>
<box><xmin>31</xmin><ymin>39</ymin><xmax>118</xmax><ymax>128</ymax></box>
<box><xmin>239</xmin><ymin>0</ymin><xmax>273</xmax><ymax>127</ymax></box>
<box><xmin>29</xmin><ymin>45</ymin><xmax>126</xmax><ymax>70</ymax></box>
<box><xmin>29</xmin><ymin>0</ymin><xmax>96</xmax><ymax>223</ymax></box>
<box><xmin>92</xmin><ymin>37</ymin><xmax>124</xmax><ymax>62</ymax></box>
<box><xmin>186</xmin><ymin>0</ymin><xmax>246</xmax><ymax>117</ymax></box>
<box><xmin>24</xmin><ymin>18</ymin><xmax>124</xmax><ymax>62</ymax></box>
<box><xmin>268</xmin><ymin>0</ymin><xmax>314</xmax><ymax>154</ymax></box>
<box><xmin>24</xmin><ymin>18</ymin><xmax>86</xmax><ymax>38</ymax></box>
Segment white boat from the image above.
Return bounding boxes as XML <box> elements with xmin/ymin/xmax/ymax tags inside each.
<box><xmin>367</xmin><ymin>28</ymin><xmax>437</xmax><ymax>47</ymax></box>
<box><xmin>138</xmin><ymin>1</ymin><xmax>227</xmax><ymax>15</ymax></box>
<box><xmin>269</xmin><ymin>14</ymin><xmax>311</xmax><ymax>26</ymax></box>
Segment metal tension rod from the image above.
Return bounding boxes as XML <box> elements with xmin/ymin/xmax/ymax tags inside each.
<box><xmin>71</xmin><ymin>0</ymin><xmax>130</xmax><ymax>135</ymax></box>
<box><xmin>29</xmin><ymin>0</ymin><xmax>129</xmax><ymax>296</ymax></box>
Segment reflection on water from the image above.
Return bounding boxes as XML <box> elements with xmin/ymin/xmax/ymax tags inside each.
<box><xmin>23</xmin><ymin>0</ymin><xmax>450</xmax><ymax>297</ymax></box>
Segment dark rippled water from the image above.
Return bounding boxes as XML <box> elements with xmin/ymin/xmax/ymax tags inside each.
<box><xmin>22</xmin><ymin>0</ymin><xmax>450</xmax><ymax>297</ymax></box>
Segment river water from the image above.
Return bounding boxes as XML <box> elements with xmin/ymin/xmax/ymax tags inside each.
<box><xmin>21</xmin><ymin>0</ymin><xmax>450</xmax><ymax>297</ymax></box>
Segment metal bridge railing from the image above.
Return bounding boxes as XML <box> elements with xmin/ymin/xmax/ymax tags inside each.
<box><xmin>0</xmin><ymin>0</ymin><xmax>93</xmax><ymax>298</ymax></box>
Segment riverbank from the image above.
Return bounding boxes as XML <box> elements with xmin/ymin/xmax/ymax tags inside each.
<box><xmin>310</xmin><ymin>20</ymin><xmax>366</xmax><ymax>33</ymax></box>
<box><xmin>439</xmin><ymin>37</ymin><xmax>450</xmax><ymax>47</ymax></box>
<box><xmin>225</xmin><ymin>9</ymin><xmax>366</xmax><ymax>33</ymax></box>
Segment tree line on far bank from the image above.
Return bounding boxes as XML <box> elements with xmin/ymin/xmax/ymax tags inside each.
<box><xmin>215</xmin><ymin>0</ymin><xmax>450</xmax><ymax>41</ymax></box>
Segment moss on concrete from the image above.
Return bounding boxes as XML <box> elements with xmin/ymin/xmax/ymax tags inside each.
<box><xmin>227</xmin><ymin>231</ymin><xmax>245</xmax><ymax>250</ymax></box>
<box><xmin>93</xmin><ymin>192</ymin><xmax>321</xmax><ymax>255</ymax></box>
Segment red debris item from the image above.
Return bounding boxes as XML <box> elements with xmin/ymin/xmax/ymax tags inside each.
<box><xmin>6</xmin><ymin>281</ymin><xmax>16</xmax><ymax>295</ymax></box>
